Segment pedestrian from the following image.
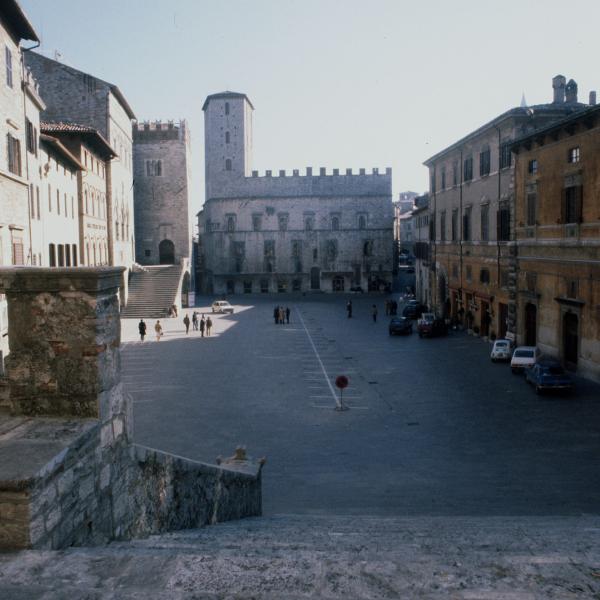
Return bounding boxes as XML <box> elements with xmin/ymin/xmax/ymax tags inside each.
<box><xmin>372</xmin><ymin>304</ymin><xmax>378</xmax><ymax>323</ymax></box>
<box><xmin>206</xmin><ymin>316</ymin><xmax>212</xmax><ymax>336</ymax></box>
<box><xmin>200</xmin><ymin>314</ymin><xmax>206</xmax><ymax>337</ymax></box>
<box><xmin>285</xmin><ymin>307</ymin><xmax>290</xmax><ymax>324</ymax></box>
<box><xmin>138</xmin><ymin>318</ymin><xmax>147</xmax><ymax>342</ymax></box>
<box><xmin>274</xmin><ymin>306</ymin><xmax>279</xmax><ymax>325</ymax></box>
<box><xmin>385</xmin><ymin>300</ymin><xmax>390</xmax><ymax>316</ymax></box>
<box><xmin>192</xmin><ymin>312</ymin><xmax>198</xmax><ymax>331</ymax></box>
<box><xmin>183</xmin><ymin>313</ymin><xmax>190</xmax><ymax>334</ymax></box>
<box><xmin>154</xmin><ymin>320</ymin><xmax>163</xmax><ymax>341</ymax></box>
<box><xmin>279</xmin><ymin>306</ymin><xmax>285</xmax><ymax>325</ymax></box>
<box><xmin>346</xmin><ymin>300</ymin><xmax>352</xmax><ymax>318</ymax></box>
<box><xmin>392</xmin><ymin>300</ymin><xmax>398</xmax><ymax>315</ymax></box>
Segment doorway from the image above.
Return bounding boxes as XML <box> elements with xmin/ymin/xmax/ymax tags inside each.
<box><xmin>158</xmin><ymin>239</ymin><xmax>175</xmax><ymax>264</ymax></box>
<box><xmin>563</xmin><ymin>312</ymin><xmax>579</xmax><ymax>369</ymax></box>
<box><xmin>332</xmin><ymin>276</ymin><xmax>344</xmax><ymax>292</ymax></box>
<box><xmin>310</xmin><ymin>267</ymin><xmax>320</xmax><ymax>290</ymax></box>
<box><xmin>524</xmin><ymin>303</ymin><xmax>537</xmax><ymax>346</ymax></box>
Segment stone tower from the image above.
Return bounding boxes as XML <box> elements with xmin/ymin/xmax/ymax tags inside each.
<box><xmin>132</xmin><ymin>120</ymin><xmax>192</xmax><ymax>265</ymax></box>
<box><xmin>202</xmin><ymin>92</ymin><xmax>254</xmax><ymax>201</ymax></box>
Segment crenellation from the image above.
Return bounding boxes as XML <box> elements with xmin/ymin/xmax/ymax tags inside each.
<box><xmin>320</xmin><ymin>167</ymin><xmax>326</xmax><ymax>176</ymax></box>
<box><xmin>279</xmin><ymin>169</ymin><xmax>286</xmax><ymax>177</ymax></box>
<box><xmin>333</xmin><ymin>168</ymin><xmax>339</xmax><ymax>176</ymax></box>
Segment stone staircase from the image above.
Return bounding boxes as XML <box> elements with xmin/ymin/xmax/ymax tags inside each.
<box><xmin>1</xmin><ymin>514</ymin><xmax>599</xmax><ymax>598</ymax></box>
<box><xmin>121</xmin><ymin>264</ymin><xmax>184</xmax><ymax>319</ymax></box>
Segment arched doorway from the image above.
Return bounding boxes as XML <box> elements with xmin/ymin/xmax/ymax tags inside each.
<box><xmin>524</xmin><ymin>303</ymin><xmax>537</xmax><ymax>346</ymax></box>
<box><xmin>159</xmin><ymin>239</ymin><xmax>175</xmax><ymax>264</ymax></box>
<box><xmin>310</xmin><ymin>267</ymin><xmax>320</xmax><ymax>290</ymax></box>
<box><xmin>563</xmin><ymin>312</ymin><xmax>579</xmax><ymax>369</ymax></box>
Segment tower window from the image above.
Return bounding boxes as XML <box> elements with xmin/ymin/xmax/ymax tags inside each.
<box><xmin>568</xmin><ymin>147</ymin><xmax>580</xmax><ymax>163</ymax></box>
<box><xmin>225</xmin><ymin>131</ymin><xmax>230</xmax><ymax>144</ymax></box>
<box><xmin>225</xmin><ymin>102</ymin><xmax>230</xmax><ymax>115</ymax></box>
<box><xmin>225</xmin><ymin>158</ymin><xmax>232</xmax><ymax>171</ymax></box>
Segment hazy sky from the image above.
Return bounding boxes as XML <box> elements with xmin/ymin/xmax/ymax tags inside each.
<box><xmin>20</xmin><ymin>0</ymin><xmax>600</xmax><ymax>212</ymax></box>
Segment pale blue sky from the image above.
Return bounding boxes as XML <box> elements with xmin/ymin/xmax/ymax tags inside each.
<box><xmin>20</xmin><ymin>0</ymin><xmax>600</xmax><ymax>212</ymax></box>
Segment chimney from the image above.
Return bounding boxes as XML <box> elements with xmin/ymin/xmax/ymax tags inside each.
<box><xmin>565</xmin><ymin>79</ymin><xmax>578</xmax><ymax>103</ymax></box>
<box><xmin>552</xmin><ymin>75</ymin><xmax>566</xmax><ymax>103</ymax></box>
<box><xmin>590</xmin><ymin>91</ymin><xmax>597</xmax><ymax>106</ymax></box>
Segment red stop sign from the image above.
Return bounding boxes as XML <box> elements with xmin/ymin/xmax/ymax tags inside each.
<box><xmin>335</xmin><ymin>375</ymin><xmax>349</xmax><ymax>389</ymax></box>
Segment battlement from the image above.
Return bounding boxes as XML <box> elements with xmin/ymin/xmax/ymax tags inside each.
<box><xmin>133</xmin><ymin>119</ymin><xmax>188</xmax><ymax>143</ymax></box>
<box><xmin>249</xmin><ymin>166</ymin><xmax>391</xmax><ymax>179</ymax></box>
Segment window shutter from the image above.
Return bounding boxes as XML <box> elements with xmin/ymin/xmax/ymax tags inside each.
<box><xmin>560</xmin><ymin>188</ymin><xmax>567</xmax><ymax>224</ymax></box>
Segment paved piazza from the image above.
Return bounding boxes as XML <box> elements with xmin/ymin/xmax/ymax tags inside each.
<box><xmin>121</xmin><ymin>295</ymin><xmax>600</xmax><ymax>517</ymax></box>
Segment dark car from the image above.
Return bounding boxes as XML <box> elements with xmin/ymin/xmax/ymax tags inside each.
<box><xmin>389</xmin><ymin>316</ymin><xmax>413</xmax><ymax>336</ymax></box>
<box><xmin>417</xmin><ymin>313</ymin><xmax>448</xmax><ymax>337</ymax></box>
<box><xmin>525</xmin><ymin>360</ymin><xmax>574</xmax><ymax>394</ymax></box>
<box><xmin>402</xmin><ymin>302</ymin><xmax>426</xmax><ymax>319</ymax></box>
<box><xmin>349</xmin><ymin>286</ymin><xmax>364</xmax><ymax>293</ymax></box>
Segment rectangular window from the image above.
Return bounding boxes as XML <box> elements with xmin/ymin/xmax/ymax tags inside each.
<box><xmin>452</xmin><ymin>161</ymin><xmax>458</xmax><ymax>186</ymax></box>
<box><xmin>56</xmin><ymin>190</ymin><xmax>60</xmax><ymax>215</ymax></box>
<box><xmin>57</xmin><ymin>245</ymin><xmax>65</xmax><ymax>267</ymax></box>
<box><xmin>36</xmin><ymin>187</ymin><xmax>40</xmax><ymax>219</ymax></box>
<box><xmin>6</xmin><ymin>133</ymin><xmax>21</xmax><ymax>176</ymax></box>
<box><xmin>463</xmin><ymin>207</ymin><xmax>471</xmax><ymax>241</ymax></box>
<box><xmin>260</xmin><ymin>279</ymin><xmax>269</xmax><ymax>293</ymax></box>
<box><xmin>440</xmin><ymin>211</ymin><xmax>446</xmax><ymax>242</ymax></box>
<box><xmin>463</xmin><ymin>156</ymin><xmax>473</xmax><ymax>182</ymax></box>
<box><xmin>498</xmin><ymin>206</ymin><xmax>510</xmax><ymax>241</ymax></box>
<box><xmin>466</xmin><ymin>265</ymin><xmax>472</xmax><ymax>282</ymax></box>
<box><xmin>568</xmin><ymin>147</ymin><xmax>580</xmax><ymax>163</ymax></box>
<box><xmin>292</xmin><ymin>279</ymin><xmax>301</xmax><ymax>292</ymax></box>
<box><xmin>48</xmin><ymin>184</ymin><xmax>52</xmax><ymax>212</ymax></box>
<box><xmin>451</xmin><ymin>209</ymin><xmax>458</xmax><ymax>241</ymax></box>
<box><xmin>26</xmin><ymin>119</ymin><xmax>37</xmax><ymax>155</ymax></box>
<box><xmin>526</xmin><ymin>192</ymin><xmax>537</xmax><ymax>226</ymax></box>
<box><xmin>499</xmin><ymin>143</ymin><xmax>512</xmax><ymax>169</ymax></box>
<box><xmin>5</xmin><ymin>46</ymin><xmax>13</xmax><ymax>88</ymax></box>
<box><xmin>500</xmin><ymin>270</ymin><xmax>510</xmax><ymax>288</ymax></box>
<box><xmin>278</xmin><ymin>214</ymin><xmax>288</xmax><ymax>231</ymax></box>
<box><xmin>49</xmin><ymin>244</ymin><xmax>56</xmax><ymax>267</ymax></box>
<box><xmin>72</xmin><ymin>244</ymin><xmax>78</xmax><ymax>266</ymax></box>
<box><xmin>566</xmin><ymin>279</ymin><xmax>578</xmax><ymax>299</ymax></box>
<box><xmin>243</xmin><ymin>281</ymin><xmax>252</xmax><ymax>293</ymax></box>
<box><xmin>480</xmin><ymin>268</ymin><xmax>490</xmax><ymax>284</ymax></box>
<box><xmin>430</xmin><ymin>173</ymin><xmax>436</xmax><ymax>194</ymax></box>
<box><xmin>451</xmin><ymin>263</ymin><xmax>459</xmax><ymax>278</ymax></box>
<box><xmin>479</xmin><ymin>148</ymin><xmax>491</xmax><ymax>177</ymax></box>
<box><xmin>564</xmin><ymin>186</ymin><xmax>582</xmax><ymax>224</ymax></box>
<box><xmin>11</xmin><ymin>231</ymin><xmax>24</xmax><ymax>265</ymax></box>
<box><xmin>30</xmin><ymin>184</ymin><xmax>35</xmax><ymax>219</ymax></box>
<box><xmin>528</xmin><ymin>159</ymin><xmax>538</xmax><ymax>175</ymax></box>
<box><xmin>441</xmin><ymin>168</ymin><xmax>446</xmax><ymax>190</ymax></box>
<box><xmin>481</xmin><ymin>205</ymin><xmax>489</xmax><ymax>241</ymax></box>
<box><xmin>252</xmin><ymin>214</ymin><xmax>262</xmax><ymax>231</ymax></box>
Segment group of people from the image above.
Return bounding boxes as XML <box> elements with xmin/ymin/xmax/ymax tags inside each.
<box><xmin>184</xmin><ymin>311</ymin><xmax>212</xmax><ymax>336</ymax></box>
<box><xmin>274</xmin><ymin>306</ymin><xmax>291</xmax><ymax>324</ymax></box>
<box><xmin>345</xmin><ymin>301</ymin><xmax>381</xmax><ymax>323</ymax></box>
<box><xmin>137</xmin><ymin>312</ymin><xmax>214</xmax><ymax>342</ymax></box>
<box><xmin>384</xmin><ymin>300</ymin><xmax>399</xmax><ymax>315</ymax></box>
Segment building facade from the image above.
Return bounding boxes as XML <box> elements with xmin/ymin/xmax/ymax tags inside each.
<box><xmin>133</xmin><ymin>120</ymin><xmax>192</xmax><ymax>266</ymax></box>
<box><xmin>199</xmin><ymin>92</ymin><xmax>393</xmax><ymax>295</ymax></box>
<box><xmin>423</xmin><ymin>76</ymin><xmax>589</xmax><ymax>339</ymax></box>
<box><xmin>511</xmin><ymin>103</ymin><xmax>600</xmax><ymax>381</ymax></box>
<box><xmin>412</xmin><ymin>202</ymin><xmax>431</xmax><ymax>306</ymax></box>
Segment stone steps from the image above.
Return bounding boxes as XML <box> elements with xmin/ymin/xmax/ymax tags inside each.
<box><xmin>121</xmin><ymin>265</ymin><xmax>184</xmax><ymax>318</ymax></box>
<box><xmin>1</xmin><ymin>514</ymin><xmax>600</xmax><ymax>598</ymax></box>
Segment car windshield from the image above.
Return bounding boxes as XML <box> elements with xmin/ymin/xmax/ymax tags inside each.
<box><xmin>515</xmin><ymin>350</ymin><xmax>534</xmax><ymax>358</ymax></box>
<box><xmin>495</xmin><ymin>341</ymin><xmax>509</xmax><ymax>348</ymax></box>
<box><xmin>421</xmin><ymin>313</ymin><xmax>434</xmax><ymax>321</ymax></box>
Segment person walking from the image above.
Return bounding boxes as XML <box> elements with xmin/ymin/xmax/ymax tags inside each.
<box><xmin>183</xmin><ymin>314</ymin><xmax>190</xmax><ymax>334</ymax></box>
<box><xmin>372</xmin><ymin>304</ymin><xmax>378</xmax><ymax>323</ymax></box>
<box><xmin>279</xmin><ymin>306</ymin><xmax>285</xmax><ymax>325</ymax></box>
<box><xmin>138</xmin><ymin>318</ymin><xmax>147</xmax><ymax>342</ymax></box>
<box><xmin>346</xmin><ymin>300</ymin><xmax>353</xmax><ymax>318</ymax></box>
<box><xmin>285</xmin><ymin>307</ymin><xmax>290</xmax><ymax>324</ymax></box>
<box><xmin>154</xmin><ymin>320</ymin><xmax>163</xmax><ymax>341</ymax></box>
<box><xmin>206</xmin><ymin>316</ymin><xmax>212</xmax><ymax>336</ymax></box>
<box><xmin>274</xmin><ymin>306</ymin><xmax>279</xmax><ymax>324</ymax></box>
<box><xmin>199</xmin><ymin>314</ymin><xmax>206</xmax><ymax>337</ymax></box>
<box><xmin>192</xmin><ymin>312</ymin><xmax>198</xmax><ymax>331</ymax></box>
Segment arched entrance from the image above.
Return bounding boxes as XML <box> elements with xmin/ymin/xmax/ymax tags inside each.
<box><xmin>563</xmin><ymin>312</ymin><xmax>579</xmax><ymax>369</ymax></box>
<box><xmin>524</xmin><ymin>303</ymin><xmax>537</xmax><ymax>346</ymax></box>
<box><xmin>310</xmin><ymin>267</ymin><xmax>321</xmax><ymax>290</ymax></box>
<box><xmin>159</xmin><ymin>239</ymin><xmax>175</xmax><ymax>264</ymax></box>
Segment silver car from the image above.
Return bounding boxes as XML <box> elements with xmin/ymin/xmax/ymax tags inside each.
<box><xmin>211</xmin><ymin>300</ymin><xmax>234</xmax><ymax>314</ymax></box>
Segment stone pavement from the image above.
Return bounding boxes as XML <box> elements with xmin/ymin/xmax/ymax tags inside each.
<box><xmin>1</xmin><ymin>514</ymin><xmax>600</xmax><ymax>598</ymax></box>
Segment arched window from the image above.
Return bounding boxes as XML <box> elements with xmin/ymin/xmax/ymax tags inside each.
<box><xmin>225</xmin><ymin>158</ymin><xmax>232</xmax><ymax>171</ymax></box>
<box><xmin>225</xmin><ymin>131</ymin><xmax>230</xmax><ymax>144</ymax></box>
<box><xmin>84</xmin><ymin>189</ymin><xmax>88</xmax><ymax>214</ymax></box>
<box><xmin>331</xmin><ymin>216</ymin><xmax>340</xmax><ymax>231</ymax></box>
<box><xmin>358</xmin><ymin>215</ymin><xmax>366</xmax><ymax>230</ymax></box>
<box><xmin>225</xmin><ymin>102</ymin><xmax>230</xmax><ymax>115</ymax></box>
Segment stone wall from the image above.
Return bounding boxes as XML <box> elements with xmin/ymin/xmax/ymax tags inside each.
<box><xmin>0</xmin><ymin>267</ymin><xmax>263</xmax><ymax>551</ymax></box>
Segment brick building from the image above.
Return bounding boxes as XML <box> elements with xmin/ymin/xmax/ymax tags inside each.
<box><xmin>510</xmin><ymin>103</ymin><xmax>600</xmax><ymax>381</ymax></box>
<box><xmin>132</xmin><ymin>120</ymin><xmax>192</xmax><ymax>266</ymax></box>
<box><xmin>423</xmin><ymin>76</ymin><xmax>589</xmax><ymax>339</ymax></box>
<box><xmin>198</xmin><ymin>92</ymin><xmax>393</xmax><ymax>295</ymax></box>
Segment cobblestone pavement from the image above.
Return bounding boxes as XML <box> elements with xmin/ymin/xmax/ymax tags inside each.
<box><xmin>123</xmin><ymin>294</ymin><xmax>600</xmax><ymax>517</ymax></box>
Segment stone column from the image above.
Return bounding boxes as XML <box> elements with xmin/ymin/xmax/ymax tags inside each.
<box><xmin>0</xmin><ymin>267</ymin><xmax>129</xmax><ymax>432</ymax></box>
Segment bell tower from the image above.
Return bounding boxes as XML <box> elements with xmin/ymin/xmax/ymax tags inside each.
<box><xmin>202</xmin><ymin>91</ymin><xmax>254</xmax><ymax>200</ymax></box>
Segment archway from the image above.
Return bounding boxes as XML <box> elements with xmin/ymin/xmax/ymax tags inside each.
<box><xmin>159</xmin><ymin>239</ymin><xmax>175</xmax><ymax>264</ymax></box>
<box><xmin>310</xmin><ymin>267</ymin><xmax>320</xmax><ymax>290</ymax></box>
<box><xmin>563</xmin><ymin>312</ymin><xmax>578</xmax><ymax>369</ymax></box>
<box><xmin>524</xmin><ymin>303</ymin><xmax>537</xmax><ymax>346</ymax></box>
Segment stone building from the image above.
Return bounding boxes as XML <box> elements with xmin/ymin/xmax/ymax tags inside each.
<box><xmin>0</xmin><ymin>0</ymin><xmax>40</xmax><ymax>371</ymax></box>
<box><xmin>133</xmin><ymin>120</ymin><xmax>192</xmax><ymax>266</ymax></box>
<box><xmin>199</xmin><ymin>92</ymin><xmax>393</xmax><ymax>295</ymax></box>
<box><xmin>412</xmin><ymin>200</ymin><xmax>431</xmax><ymax>306</ymax></box>
<box><xmin>24</xmin><ymin>51</ymin><xmax>136</xmax><ymax>301</ymax></box>
<box><xmin>423</xmin><ymin>76</ymin><xmax>589</xmax><ymax>339</ymax></box>
<box><xmin>40</xmin><ymin>122</ymin><xmax>116</xmax><ymax>267</ymax></box>
<box><xmin>510</xmin><ymin>102</ymin><xmax>600</xmax><ymax>381</ymax></box>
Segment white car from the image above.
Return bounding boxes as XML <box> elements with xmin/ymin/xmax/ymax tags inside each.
<box><xmin>490</xmin><ymin>339</ymin><xmax>512</xmax><ymax>362</ymax></box>
<box><xmin>510</xmin><ymin>346</ymin><xmax>540</xmax><ymax>374</ymax></box>
<box><xmin>211</xmin><ymin>300</ymin><xmax>234</xmax><ymax>314</ymax></box>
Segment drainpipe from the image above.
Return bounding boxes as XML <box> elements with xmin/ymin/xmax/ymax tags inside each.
<box><xmin>459</xmin><ymin>149</ymin><xmax>464</xmax><ymax>316</ymax></box>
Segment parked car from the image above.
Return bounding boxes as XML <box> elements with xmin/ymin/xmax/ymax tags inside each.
<box><xmin>399</xmin><ymin>265</ymin><xmax>415</xmax><ymax>274</ymax></box>
<box><xmin>510</xmin><ymin>346</ymin><xmax>540</xmax><ymax>374</ymax></box>
<box><xmin>349</xmin><ymin>286</ymin><xmax>364</xmax><ymax>293</ymax></box>
<box><xmin>211</xmin><ymin>300</ymin><xmax>234</xmax><ymax>314</ymax></box>
<box><xmin>417</xmin><ymin>313</ymin><xmax>448</xmax><ymax>337</ymax></box>
<box><xmin>388</xmin><ymin>316</ymin><xmax>413</xmax><ymax>336</ymax></box>
<box><xmin>525</xmin><ymin>359</ymin><xmax>574</xmax><ymax>394</ymax></box>
<box><xmin>402</xmin><ymin>302</ymin><xmax>426</xmax><ymax>319</ymax></box>
<box><xmin>490</xmin><ymin>339</ymin><xmax>512</xmax><ymax>362</ymax></box>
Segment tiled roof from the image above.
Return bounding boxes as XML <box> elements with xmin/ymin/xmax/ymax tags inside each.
<box><xmin>41</xmin><ymin>122</ymin><xmax>97</xmax><ymax>134</ymax></box>
<box><xmin>39</xmin><ymin>134</ymin><xmax>85</xmax><ymax>170</ymax></box>
<box><xmin>40</xmin><ymin>122</ymin><xmax>116</xmax><ymax>159</ymax></box>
